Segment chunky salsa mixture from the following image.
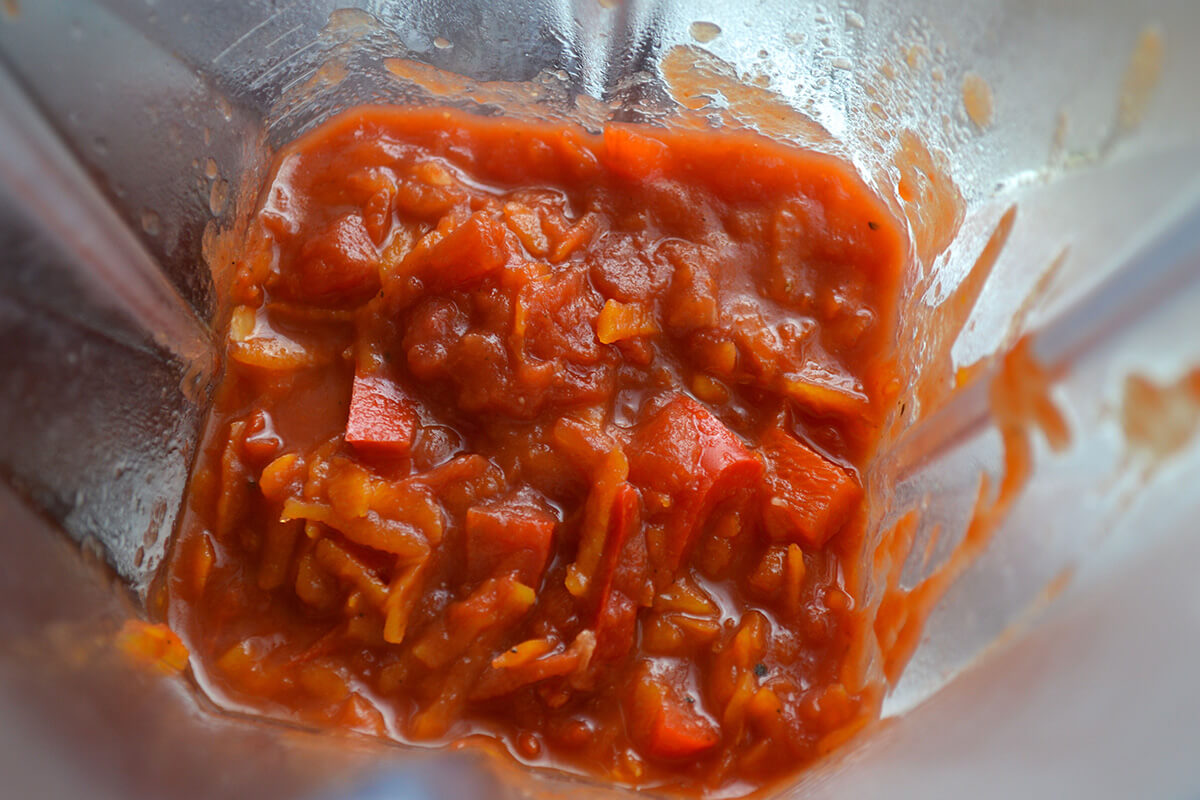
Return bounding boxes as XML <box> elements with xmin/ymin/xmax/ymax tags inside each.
<box><xmin>168</xmin><ymin>107</ymin><xmax>905</xmax><ymax>793</ymax></box>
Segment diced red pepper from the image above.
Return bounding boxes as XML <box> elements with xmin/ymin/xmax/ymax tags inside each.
<box><xmin>345</xmin><ymin>372</ymin><xmax>417</xmax><ymax>457</ymax></box>
<box><xmin>416</xmin><ymin>211</ymin><xmax>507</xmax><ymax>290</ymax></box>
<box><xmin>465</xmin><ymin>495</ymin><xmax>558</xmax><ymax>586</ymax></box>
<box><xmin>628</xmin><ymin>669</ymin><xmax>720</xmax><ymax>761</ymax></box>
<box><xmin>760</xmin><ymin>427</ymin><xmax>861</xmax><ymax>550</ymax></box>
<box><xmin>629</xmin><ymin>397</ymin><xmax>763</xmax><ymax>571</ymax></box>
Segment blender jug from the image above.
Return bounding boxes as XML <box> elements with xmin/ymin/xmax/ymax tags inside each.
<box><xmin>1</xmin><ymin>1</ymin><xmax>1199</xmax><ymax>798</ymax></box>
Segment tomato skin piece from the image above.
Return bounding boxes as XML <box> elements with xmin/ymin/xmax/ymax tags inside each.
<box><xmin>630</xmin><ymin>397</ymin><xmax>763</xmax><ymax>571</ymax></box>
<box><xmin>760</xmin><ymin>427</ymin><xmax>862</xmax><ymax>550</ymax></box>
<box><xmin>465</xmin><ymin>497</ymin><xmax>558</xmax><ymax>586</ymax></box>
<box><xmin>591</xmin><ymin>483</ymin><xmax>648</xmax><ymax>663</ymax></box>
<box><xmin>345</xmin><ymin>372</ymin><xmax>417</xmax><ymax>457</ymax></box>
<box><xmin>282</xmin><ymin>213</ymin><xmax>381</xmax><ymax>308</ymax></box>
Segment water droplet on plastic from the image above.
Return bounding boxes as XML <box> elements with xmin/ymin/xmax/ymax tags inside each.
<box><xmin>433</xmin><ymin>36</ymin><xmax>451</xmax><ymax>50</ymax></box>
<box><xmin>845</xmin><ymin>10</ymin><xmax>865</xmax><ymax>29</ymax></box>
<box><xmin>832</xmin><ymin>57</ymin><xmax>853</xmax><ymax>71</ymax></box>
<box><xmin>141</xmin><ymin>210</ymin><xmax>162</xmax><ymax>237</ymax></box>
<box><xmin>205</xmin><ymin>157</ymin><xmax>219</xmax><ymax>180</ymax></box>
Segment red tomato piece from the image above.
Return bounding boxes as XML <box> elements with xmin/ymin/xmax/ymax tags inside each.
<box><xmin>603</xmin><ymin>125</ymin><xmax>669</xmax><ymax>182</ymax></box>
<box><xmin>628</xmin><ymin>670</ymin><xmax>720</xmax><ymax>761</ymax></box>
<box><xmin>760</xmin><ymin>427</ymin><xmax>862</xmax><ymax>550</ymax></box>
<box><xmin>418</xmin><ymin>211</ymin><xmax>507</xmax><ymax>290</ymax></box>
<box><xmin>630</xmin><ymin>397</ymin><xmax>763</xmax><ymax>571</ymax></box>
<box><xmin>285</xmin><ymin>213</ymin><xmax>381</xmax><ymax>307</ymax></box>
<box><xmin>345</xmin><ymin>372</ymin><xmax>417</xmax><ymax>456</ymax></box>
<box><xmin>465</xmin><ymin>495</ymin><xmax>558</xmax><ymax>586</ymax></box>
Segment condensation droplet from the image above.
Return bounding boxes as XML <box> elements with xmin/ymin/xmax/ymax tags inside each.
<box><xmin>845</xmin><ymin>10</ymin><xmax>865</xmax><ymax>29</ymax></box>
<box><xmin>689</xmin><ymin>21</ymin><xmax>721</xmax><ymax>44</ymax></box>
<box><xmin>141</xmin><ymin>210</ymin><xmax>162</xmax><ymax>237</ymax></box>
<box><xmin>831</xmin><ymin>57</ymin><xmax>853</xmax><ymax>71</ymax></box>
<box><xmin>433</xmin><ymin>36</ymin><xmax>452</xmax><ymax>49</ymax></box>
<box><xmin>203</xmin><ymin>127</ymin><xmax>211</xmax><ymax>146</ymax></box>
<box><xmin>205</xmin><ymin>157</ymin><xmax>219</xmax><ymax>180</ymax></box>
<box><xmin>215</xmin><ymin>95</ymin><xmax>233</xmax><ymax>122</ymax></box>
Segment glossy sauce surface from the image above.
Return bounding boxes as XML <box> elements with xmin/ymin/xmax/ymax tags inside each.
<box><xmin>167</xmin><ymin>107</ymin><xmax>906</xmax><ymax>794</ymax></box>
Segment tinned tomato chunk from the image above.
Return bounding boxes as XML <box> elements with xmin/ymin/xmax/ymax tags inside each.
<box><xmin>627</xmin><ymin>665</ymin><xmax>720</xmax><ymax>761</ymax></box>
<box><xmin>465</xmin><ymin>493</ymin><xmax>558</xmax><ymax>586</ymax></box>
<box><xmin>345</xmin><ymin>371</ymin><xmax>418</xmax><ymax>457</ymax></box>
<box><xmin>760</xmin><ymin>427</ymin><xmax>862</xmax><ymax>550</ymax></box>
<box><xmin>413</xmin><ymin>211</ymin><xmax>508</xmax><ymax>290</ymax></box>
<box><xmin>282</xmin><ymin>212</ymin><xmax>382</xmax><ymax>307</ymax></box>
<box><xmin>630</xmin><ymin>397</ymin><xmax>763</xmax><ymax>571</ymax></box>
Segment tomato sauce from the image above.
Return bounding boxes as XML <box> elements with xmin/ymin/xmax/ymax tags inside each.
<box><xmin>167</xmin><ymin>106</ymin><xmax>906</xmax><ymax>794</ymax></box>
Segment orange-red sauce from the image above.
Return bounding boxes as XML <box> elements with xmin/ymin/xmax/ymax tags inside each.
<box><xmin>167</xmin><ymin>107</ymin><xmax>906</xmax><ymax>794</ymax></box>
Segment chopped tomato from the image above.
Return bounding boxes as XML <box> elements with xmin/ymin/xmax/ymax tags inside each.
<box><xmin>628</xmin><ymin>668</ymin><xmax>720</xmax><ymax>761</ymax></box>
<box><xmin>760</xmin><ymin>427</ymin><xmax>862</xmax><ymax>550</ymax></box>
<box><xmin>465</xmin><ymin>494</ymin><xmax>558</xmax><ymax>585</ymax></box>
<box><xmin>408</xmin><ymin>211</ymin><xmax>507</xmax><ymax>290</ymax></box>
<box><xmin>629</xmin><ymin>397</ymin><xmax>763</xmax><ymax>571</ymax></box>
<box><xmin>278</xmin><ymin>213</ymin><xmax>381</xmax><ymax>307</ymax></box>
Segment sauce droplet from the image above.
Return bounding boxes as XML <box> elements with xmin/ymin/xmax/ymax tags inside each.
<box><xmin>689</xmin><ymin>21</ymin><xmax>722</xmax><ymax>44</ymax></box>
<box><xmin>961</xmin><ymin>72</ymin><xmax>994</xmax><ymax>130</ymax></box>
<box><xmin>141</xmin><ymin>210</ymin><xmax>162</xmax><ymax>237</ymax></box>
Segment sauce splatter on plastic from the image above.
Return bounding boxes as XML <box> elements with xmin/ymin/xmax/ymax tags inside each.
<box><xmin>1121</xmin><ymin>368</ymin><xmax>1200</xmax><ymax>464</ymax></box>
<box><xmin>689</xmin><ymin>21</ymin><xmax>722</xmax><ymax>44</ymax></box>
<box><xmin>1116</xmin><ymin>27</ymin><xmax>1164</xmax><ymax>134</ymax></box>
<box><xmin>961</xmin><ymin>72</ymin><xmax>994</xmax><ymax>130</ymax></box>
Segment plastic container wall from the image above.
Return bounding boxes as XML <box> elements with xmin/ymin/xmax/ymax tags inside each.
<box><xmin>1</xmin><ymin>1</ymin><xmax>1198</xmax><ymax>798</ymax></box>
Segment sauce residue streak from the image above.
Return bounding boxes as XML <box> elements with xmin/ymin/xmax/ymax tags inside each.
<box><xmin>913</xmin><ymin>205</ymin><xmax>1016</xmax><ymax>416</ymax></box>
<box><xmin>892</xmin><ymin>130</ymin><xmax>964</xmax><ymax>271</ymax></box>
<box><xmin>1121</xmin><ymin>368</ymin><xmax>1200</xmax><ymax>468</ymax></box>
<box><xmin>659</xmin><ymin>46</ymin><xmax>834</xmax><ymax>148</ymax></box>
<box><xmin>1116</xmin><ymin>27</ymin><xmax>1164</xmax><ymax>134</ymax></box>
<box><xmin>875</xmin><ymin>337</ymin><xmax>1068</xmax><ymax>682</ymax></box>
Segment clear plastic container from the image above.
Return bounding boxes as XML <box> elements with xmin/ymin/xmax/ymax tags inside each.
<box><xmin>1</xmin><ymin>1</ymin><xmax>1199</xmax><ymax>798</ymax></box>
